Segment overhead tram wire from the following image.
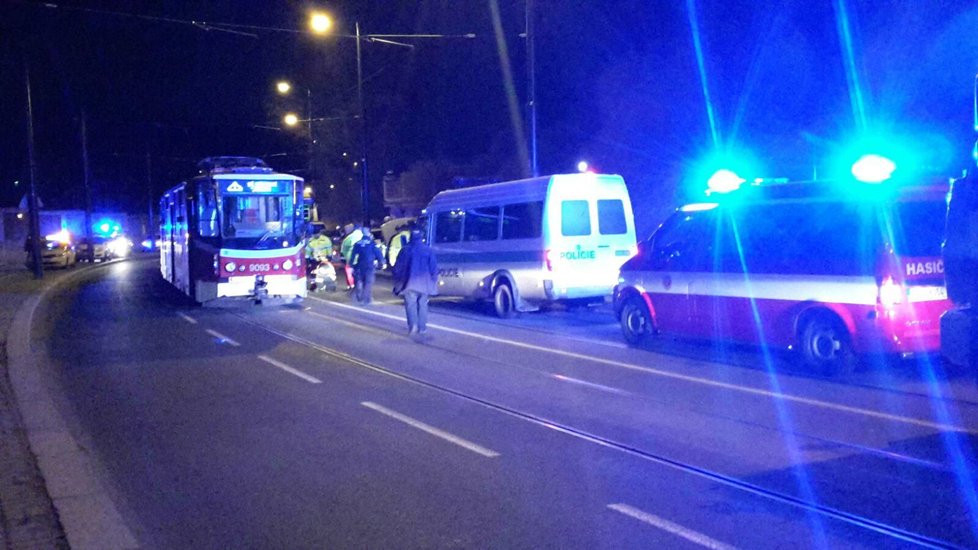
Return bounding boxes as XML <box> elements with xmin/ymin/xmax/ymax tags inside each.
<box><xmin>15</xmin><ymin>1</ymin><xmax>477</xmax><ymax>41</ymax></box>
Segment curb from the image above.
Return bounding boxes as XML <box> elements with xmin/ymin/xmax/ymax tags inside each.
<box><xmin>6</xmin><ymin>264</ymin><xmax>139</xmax><ymax>549</ymax></box>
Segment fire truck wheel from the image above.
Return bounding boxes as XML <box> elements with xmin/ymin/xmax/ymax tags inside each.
<box><xmin>493</xmin><ymin>282</ymin><xmax>516</xmax><ymax>318</ymax></box>
<box><xmin>800</xmin><ymin>315</ymin><xmax>856</xmax><ymax>376</ymax></box>
<box><xmin>620</xmin><ymin>297</ymin><xmax>652</xmax><ymax>346</ymax></box>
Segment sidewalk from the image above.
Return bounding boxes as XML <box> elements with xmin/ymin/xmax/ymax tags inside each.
<box><xmin>0</xmin><ymin>247</ymin><xmax>69</xmax><ymax>548</ymax></box>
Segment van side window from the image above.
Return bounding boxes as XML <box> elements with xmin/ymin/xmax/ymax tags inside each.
<box><xmin>561</xmin><ymin>200</ymin><xmax>591</xmax><ymax>236</ymax></box>
<box><xmin>651</xmin><ymin>211</ymin><xmax>713</xmax><ymax>271</ymax></box>
<box><xmin>435</xmin><ymin>210</ymin><xmax>463</xmax><ymax>243</ymax></box>
<box><xmin>463</xmin><ymin>206</ymin><xmax>499</xmax><ymax>241</ymax></box>
<box><xmin>501</xmin><ymin>202</ymin><xmax>543</xmax><ymax>239</ymax></box>
<box><xmin>597</xmin><ymin>199</ymin><xmax>627</xmax><ymax>235</ymax></box>
<box><xmin>718</xmin><ymin>203</ymin><xmax>873</xmax><ymax>275</ymax></box>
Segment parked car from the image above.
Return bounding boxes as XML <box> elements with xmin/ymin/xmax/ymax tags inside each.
<box><xmin>27</xmin><ymin>234</ymin><xmax>77</xmax><ymax>269</ymax></box>
<box><xmin>106</xmin><ymin>235</ymin><xmax>134</xmax><ymax>258</ymax></box>
<box><xmin>76</xmin><ymin>236</ymin><xmax>112</xmax><ymax>262</ymax></box>
<box><xmin>77</xmin><ymin>235</ymin><xmax>133</xmax><ymax>261</ymax></box>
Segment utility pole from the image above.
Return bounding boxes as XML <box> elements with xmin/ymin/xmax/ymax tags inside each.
<box><xmin>526</xmin><ymin>0</ymin><xmax>539</xmax><ymax>177</ymax></box>
<box><xmin>25</xmin><ymin>63</ymin><xmax>43</xmax><ymax>279</ymax></box>
<box><xmin>81</xmin><ymin>112</ymin><xmax>94</xmax><ymax>262</ymax></box>
<box><xmin>356</xmin><ymin>21</ymin><xmax>370</xmax><ymax>227</ymax></box>
<box><xmin>146</xmin><ymin>151</ymin><xmax>154</xmax><ymax>246</ymax></box>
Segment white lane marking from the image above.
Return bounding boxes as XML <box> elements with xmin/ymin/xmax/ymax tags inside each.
<box><xmin>177</xmin><ymin>312</ymin><xmax>198</xmax><ymax>324</ymax></box>
<box><xmin>552</xmin><ymin>374</ymin><xmax>630</xmax><ymax>395</ymax></box>
<box><xmin>228</xmin><ymin>316</ymin><xmax>957</xmax><ymax>544</ymax></box>
<box><xmin>320</xmin><ymin>300</ymin><xmax>973</xmax><ymax>434</ymax></box>
<box><xmin>258</xmin><ymin>355</ymin><xmax>322</xmax><ymax>384</ymax></box>
<box><xmin>361</xmin><ymin>401</ymin><xmax>500</xmax><ymax>458</ymax></box>
<box><xmin>205</xmin><ymin>329</ymin><xmax>240</xmax><ymax>347</ymax></box>
<box><xmin>608</xmin><ymin>503</ymin><xmax>737</xmax><ymax>550</ymax></box>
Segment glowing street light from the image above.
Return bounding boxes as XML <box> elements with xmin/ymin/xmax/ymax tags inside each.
<box><xmin>283</xmin><ymin>113</ymin><xmax>299</xmax><ymax>127</ymax></box>
<box><xmin>577</xmin><ymin>160</ymin><xmax>589</xmax><ymax>173</ymax></box>
<box><xmin>276</xmin><ymin>80</ymin><xmax>292</xmax><ymax>95</ymax></box>
<box><xmin>307</xmin><ymin>9</ymin><xmax>474</xmax><ymax>226</ymax></box>
<box><xmin>309</xmin><ymin>12</ymin><xmax>333</xmax><ymax>34</ymax></box>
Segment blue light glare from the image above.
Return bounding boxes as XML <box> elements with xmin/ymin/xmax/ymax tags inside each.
<box><xmin>685</xmin><ymin>0</ymin><xmax>719</xmax><ymax>148</ymax></box>
<box><xmin>850</xmin><ymin>154</ymin><xmax>896</xmax><ymax>183</ymax></box>
<box><xmin>707</xmin><ymin>169</ymin><xmax>746</xmax><ymax>194</ymax></box>
<box><xmin>726</xmin><ymin>219</ymin><xmax>829</xmax><ymax>547</ymax></box>
<box><xmin>686</xmin><ymin>148</ymin><xmax>764</xmax><ymax>201</ymax></box>
<box><xmin>94</xmin><ymin>219</ymin><xmax>121</xmax><ymax>237</ymax></box>
<box><xmin>833</xmin><ymin>0</ymin><xmax>867</xmax><ymax>130</ymax></box>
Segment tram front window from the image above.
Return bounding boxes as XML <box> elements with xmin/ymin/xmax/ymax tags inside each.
<box><xmin>222</xmin><ymin>194</ymin><xmax>296</xmax><ymax>247</ymax></box>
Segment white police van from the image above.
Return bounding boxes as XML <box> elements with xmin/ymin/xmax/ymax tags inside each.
<box><xmin>422</xmin><ymin>173</ymin><xmax>637</xmax><ymax>317</ymax></box>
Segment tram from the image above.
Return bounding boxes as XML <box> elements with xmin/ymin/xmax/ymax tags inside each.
<box><xmin>159</xmin><ymin>157</ymin><xmax>307</xmax><ymax>304</ymax></box>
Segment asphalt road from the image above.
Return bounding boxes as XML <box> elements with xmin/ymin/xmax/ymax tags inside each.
<box><xmin>27</xmin><ymin>257</ymin><xmax>978</xmax><ymax>548</ymax></box>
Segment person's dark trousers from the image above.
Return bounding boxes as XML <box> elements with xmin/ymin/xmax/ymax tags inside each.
<box><xmin>402</xmin><ymin>290</ymin><xmax>430</xmax><ymax>333</ymax></box>
<box><xmin>354</xmin><ymin>270</ymin><xmax>376</xmax><ymax>304</ymax></box>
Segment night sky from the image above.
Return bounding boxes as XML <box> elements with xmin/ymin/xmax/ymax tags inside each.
<box><xmin>2</xmin><ymin>1</ymin><xmax>977</xmax><ymax>234</ymax></box>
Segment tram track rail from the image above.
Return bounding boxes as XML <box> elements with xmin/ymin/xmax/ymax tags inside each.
<box><xmin>413</xmin><ymin>297</ymin><xmax>978</xmax><ymax>409</ymax></box>
<box><xmin>236</xmin><ymin>306</ymin><xmax>966</xmax><ymax>549</ymax></box>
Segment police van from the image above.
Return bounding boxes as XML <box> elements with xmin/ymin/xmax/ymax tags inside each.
<box><xmin>423</xmin><ymin>173</ymin><xmax>637</xmax><ymax>317</ymax></box>
<box><xmin>613</xmin><ymin>177</ymin><xmax>952</xmax><ymax>375</ymax></box>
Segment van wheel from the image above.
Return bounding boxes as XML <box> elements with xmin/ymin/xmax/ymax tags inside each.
<box><xmin>799</xmin><ymin>316</ymin><xmax>856</xmax><ymax>376</ymax></box>
<box><xmin>620</xmin><ymin>297</ymin><xmax>652</xmax><ymax>345</ymax></box>
<box><xmin>493</xmin><ymin>282</ymin><xmax>516</xmax><ymax>318</ymax></box>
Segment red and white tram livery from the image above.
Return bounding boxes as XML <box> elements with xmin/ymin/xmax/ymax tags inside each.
<box><xmin>160</xmin><ymin>157</ymin><xmax>307</xmax><ymax>304</ymax></box>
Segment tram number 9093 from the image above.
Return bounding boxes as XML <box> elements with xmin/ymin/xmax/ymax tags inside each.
<box><xmin>248</xmin><ymin>263</ymin><xmax>272</xmax><ymax>273</ymax></box>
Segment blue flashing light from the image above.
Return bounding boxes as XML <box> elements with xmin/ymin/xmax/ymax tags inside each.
<box><xmin>94</xmin><ymin>219</ymin><xmax>121</xmax><ymax>237</ymax></box>
<box><xmin>851</xmin><ymin>154</ymin><xmax>896</xmax><ymax>183</ymax></box>
<box><xmin>707</xmin><ymin>169</ymin><xmax>746</xmax><ymax>194</ymax></box>
<box><xmin>685</xmin><ymin>146</ymin><xmax>764</xmax><ymax>201</ymax></box>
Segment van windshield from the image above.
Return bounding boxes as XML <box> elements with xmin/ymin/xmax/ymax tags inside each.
<box><xmin>888</xmin><ymin>200</ymin><xmax>946</xmax><ymax>257</ymax></box>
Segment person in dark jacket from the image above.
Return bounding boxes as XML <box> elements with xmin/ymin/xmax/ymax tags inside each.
<box><xmin>391</xmin><ymin>230</ymin><xmax>439</xmax><ymax>336</ymax></box>
<box><xmin>350</xmin><ymin>233</ymin><xmax>383</xmax><ymax>305</ymax></box>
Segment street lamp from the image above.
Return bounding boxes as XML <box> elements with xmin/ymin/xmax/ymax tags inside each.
<box><xmin>308</xmin><ymin>12</ymin><xmax>369</xmax><ymax>226</ymax></box>
<box><xmin>307</xmin><ymin>10</ymin><xmax>475</xmax><ymax>227</ymax></box>
<box><xmin>275</xmin><ymin>80</ymin><xmax>313</xmax><ymax>135</ymax></box>
<box><xmin>283</xmin><ymin>112</ymin><xmax>300</xmax><ymax>127</ymax></box>
<box><xmin>309</xmin><ymin>11</ymin><xmax>332</xmax><ymax>34</ymax></box>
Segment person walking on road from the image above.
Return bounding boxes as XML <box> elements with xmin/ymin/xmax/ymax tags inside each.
<box><xmin>350</xmin><ymin>232</ymin><xmax>383</xmax><ymax>305</ymax></box>
<box><xmin>391</xmin><ymin>230</ymin><xmax>439</xmax><ymax>338</ymax></box>
<box><xmin>340</xmin><ymin>223</ymin><xmax>363</xmax><ymax>290</ymax></box>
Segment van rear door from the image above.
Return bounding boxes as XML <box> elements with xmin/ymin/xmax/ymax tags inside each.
<box><xmin>545</xmin><ymin>175</ymin><xmax>636</xmax><ymax>298</ymax></box>
<box><xmin>877</xmin><ymin>197</ymin><xmax>952</xmax><ymax>350</ymax></box>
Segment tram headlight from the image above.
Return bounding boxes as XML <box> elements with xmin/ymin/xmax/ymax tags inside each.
<box><xmin>224</xmin><ymin>261</ymin><xmax>237</xmax><ymax>273</ymax></box>
<box><xmin>283</xmin><ymin>259</ymin><xmax>294</xmax><ymax>270</ymax></box>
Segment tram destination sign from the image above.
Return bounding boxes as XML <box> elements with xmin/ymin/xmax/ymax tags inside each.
<box><xmin>220</xmin><ymin>180</ymin><xmax>290</xmax><ymax>194</ymax></box>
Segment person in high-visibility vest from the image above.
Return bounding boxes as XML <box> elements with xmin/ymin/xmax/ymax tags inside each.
<box><xmin>340</xmin><ymin>223</ymin><xmax>363</xmax><ymax>290</ymax></box>
<box><xmin>306</xmin><ymin>230</ymin><xmax>333</xmax><ymax>261</ymax></box>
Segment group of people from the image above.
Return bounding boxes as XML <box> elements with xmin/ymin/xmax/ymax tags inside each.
<box><xmin>329</xmin><ymin>222</ymin><xmax>438</xmax><ymax>338</ymax></box>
